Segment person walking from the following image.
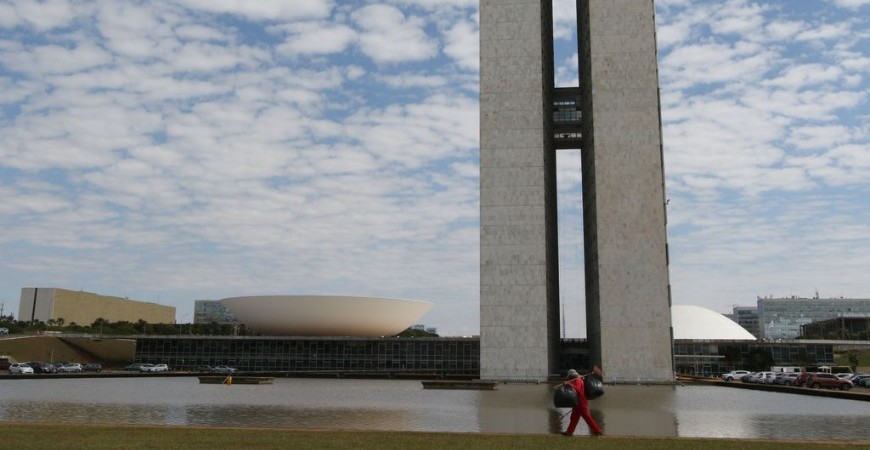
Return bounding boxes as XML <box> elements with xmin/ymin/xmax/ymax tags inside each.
<box><xmin>561</xmin><ymin>368</ymin><xmax>603</xmax><ymax>437</ymax></box>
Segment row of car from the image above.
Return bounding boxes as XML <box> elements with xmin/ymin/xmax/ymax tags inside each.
<box><xmin>8</xmin><ymin>362</ymin><xmax>102</xmax><ymax>374</ymax></box>
<box><xmin>721</xmin><ymin>370</ymin><xmax>868</xmax><ymax>390</ymax></box>
<box><xmin>8</xmin><ymin>361</ymin><xmax>239</xmax><ymax>374</ymax></box>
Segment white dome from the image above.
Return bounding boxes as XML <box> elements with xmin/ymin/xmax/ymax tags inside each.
<box><xmin>219</xmin><ymin>295</ymin><xmax>432</xmax><ymax>337</ymax></box>
<box><xmin>671</xmin><ymin>304</ymin><xmax>756</xmax><ymax>340</ymax></box>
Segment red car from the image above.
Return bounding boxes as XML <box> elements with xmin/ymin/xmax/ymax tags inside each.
<box><xmin>794</xmin><ymin>372</ymin><xmax>815</xmax><ymax>387</ymax></box>
<box><xmin>807</xmin><ymin>373</ymin><xmax>853</xmax><ymax>390</ymax></box>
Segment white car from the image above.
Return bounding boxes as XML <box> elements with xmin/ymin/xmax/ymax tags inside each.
<box><xmin>59</xmin><ymin>363</ymin><xmax>83</xmax><ymax>373</ymax></box>
<box><xmin>145</xmin><ymin>364</ymin><xmax>169</xmax><ymax>372</ymax></box>
<box><xmin>9</xmin><ymin>363</ymin><xmax>34</xmax><ymax>374</ymax></box>
<box><xmin>721</xmin><ymin>370</ymin><xmax>751</xmax><ymax>382</ymax></box>
<box><xmin>750</xmin><ymin>371</ymin><xmax>777</xmax><ymax>384</ymax></box>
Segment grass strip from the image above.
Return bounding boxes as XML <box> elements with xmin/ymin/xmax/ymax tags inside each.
<box><xmin>1</xmin><ymin>423</ymin><xmax>868</xmax><ymax>450</ymax></box>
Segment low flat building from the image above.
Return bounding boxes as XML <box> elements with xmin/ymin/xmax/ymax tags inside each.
<box><xmin>135</xmin><ymin>335</ymin><xmax>479</xmax><ymax>377</ymax></box>
<box><xmin>18</xmin><ymin>287</ymin><xmax>175</xmax><ymax>326</ymax></box>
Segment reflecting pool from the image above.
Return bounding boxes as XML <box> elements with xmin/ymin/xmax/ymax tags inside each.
<box><xmin>0</xmin><ymin>377</ymin><xmax>867</xmax><ymax>441</ymax></box>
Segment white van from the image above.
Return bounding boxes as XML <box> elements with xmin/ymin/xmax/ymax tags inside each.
<box><xmin>0</xmin><ymin>327</ymin><xmax>9</xmax><ymax>335</ymax></box>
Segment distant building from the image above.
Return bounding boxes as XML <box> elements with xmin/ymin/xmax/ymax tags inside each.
<box><xmin>757</xmin><ymin>296</ymin><xmax>870</xmax><ymax>340</ymax></box>
<box><xmin>18</xmin><ymin>288</ymin><xmax>175</xmax><ymax>326</ymax></box>
<box><xmin>730</xmin><ymin>306</ymin><xmax>760</xmax><ymax>338</ymax></box>
<box><xmin>193</xmin><ymin>300</ymin><xmax>240</xmax><ymax>325</ymax></box>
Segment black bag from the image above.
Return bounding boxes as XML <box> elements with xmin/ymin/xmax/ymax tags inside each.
<box><xmin>585</xmin><ymin>374</ymin><xmax>604</xmax><ymax>399</ymax></box>
<box><xmin>553</xmin><ymin>384</ymin><xmax>578</xmax><ymax>407</ymax></box>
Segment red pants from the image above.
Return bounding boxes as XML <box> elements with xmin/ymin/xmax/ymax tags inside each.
<box><xmin>566</xmin><ymin>403</ymin><xmax>601</xmax><ymax>436</ymax></box>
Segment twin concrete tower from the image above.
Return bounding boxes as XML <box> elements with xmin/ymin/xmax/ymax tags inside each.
<box><xmin>480</xmin><ymin>0</ymin><xmax>674</xmax><ymax>382</ymax></box>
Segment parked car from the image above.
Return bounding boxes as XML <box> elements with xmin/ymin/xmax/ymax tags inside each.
<box><xmin>83</xmin><ymin>363</ymin><xmax>102</xmax><ymax>372</ymax></box>
<box><xmin>0</xmin><ymin>327</ymin><xmax>9</xmax><ymax>334</ymax></box>
<box><xmin>834</xmin><ymin>373</ymin><xmax>853</xmax><ymax>379</ymax></box>
<box><xmin>146</xmin><ymin>364</ymin><xmax>169</xmax><ymax>372</ymax></box>
<box><xmin>196</xmin><ymin>365</ymin><xmax>214</xmax><ymax>372</ymax></box>
<box><xmin>9</xmin><ymin>363</ymin><xmax>34</xmax><ymax>374</ymax></box>
<box><xmin>846</xmin><ymin>374</ymin><xmax>868</xmax><ymax>386</ymax></box>
<box><xmin>793</xmin><ymin>372</ymin><xmax>816</xmax><ymax>387</ymax></box>
<box><xmin>138</xmin><ymin>364</ymin><xmax>155</xmax><ymax>372</ymax></box>
<box><xmin>213</xmin><ymin>365</ymin><xmax>237</xmax><ymax>374</ymax></box>
<box><xmin>721</xmin><ymin>370</ymin><xmax>751</xmax><ymax>382</ymax></box>
<box><xmin>807</xmin><ymin>373</ymin><xmax>853</xmax><ymax>390</ymax></box>
<box><xmin>747</xmin><ymin>371</ymin><xmax>776</xmax><ymax>384</ymax></box>
<box><xmin>739</xmin><ymin>372</ymin><xmax>756</xmax><ymax>383</ymax></box>
<box><xmin>763</xmin><ymin>372</ymin><xmax>783</xmax><ymax>384</ymax></box>
<box><xmin>59</xmin><ymin>363</ymin><xmax>83</xmax><ymax>373</ymax></box>
<box><xmin>773</xmin><ymin>373</ymin><xmax>799</xmax><ymax>386</ymax></box>
<box><xmin>28</xmin><ymin>362</ymin><xmax>56</xmax><ymax>374</ymax></box>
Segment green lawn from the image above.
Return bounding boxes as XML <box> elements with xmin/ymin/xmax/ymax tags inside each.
<box><xmin>1</xmin><ymin>423</ymin><xmax>867</xmax><ymax>450</ymax></box>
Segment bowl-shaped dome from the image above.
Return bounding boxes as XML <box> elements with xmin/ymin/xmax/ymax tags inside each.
<box><xmin>672</xmin><ymin>304</ymin><xmax>756</xmax><ymax>340</ymax></box>
<box><xmin>219</xmin><ymin>295</ymin><xmax>433</xmax><ymax>337</ymax></box>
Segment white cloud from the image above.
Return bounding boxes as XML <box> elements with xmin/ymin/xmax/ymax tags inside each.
<box><xmin>377</xmin><ymin>73</ymin><xmax>447</xmax><ymax>88</ymax></box>
<box><xmin>552</xmin><ymin>0</ymin><xmax>577</xmax><ymax>40</ymax></box>
<box><xmin>0</xmin><ymin>0</ymin><xmax>80</xmax><ymax>31</ymax></box>
<box><xmin>765</xmin><ymin>63</ymin><xmax>844</xmax><ymax>90</ymax></box>
<box><xmin>177</xmin><ymin>0</ymin><xmax>333</xmax><ymax>21</ymax></box>
<box><xmin>353</xmin><ymin>4</ymin><xmax>438</xmax><ymax>64</ymax></box>
<box><xmin>709</xmin><ymin>0</ymin><xmax>768</xmax><ymax>36</ymax></box>
<box><xmin>442</xmin><ymin>16</ymin><xmax>478</xmax><ymax>71</ymax></box>
<box><xmin>277</xmin><ymin>21</ymin><xmax>357</xmax><ymax>56</ymax></box>
<box><xmin>2</xmin><ymin>41</ymin><xmax>112</xmax><ymax>75</ymax></box>
<box><xmin>787</xmin><ymin>125</ymin><xmax>854</xmax><ymax>150</ymax></box>
<box><xmin>795</xmin><ymin>22</ymin><xmax>853</xmax><ymax>41</ymax></box>
<box><xmin>823</xmin><ymin>0</ymin><xmax>870</xmax><ymax>9</ymax></box>
<box><xmin>174</xmin><ymin>24</ymin><xmax>229</xmax><ymax>43</ymax></box>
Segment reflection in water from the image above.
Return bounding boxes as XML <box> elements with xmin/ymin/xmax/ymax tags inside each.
<box><xmin>590</xmin><ymin>385</ymin><xmax>678</xmax><ymax>437</ymax></box>
<box><xmin>477</xmin><ymin>383</ymin><xmax>551</xmax><ymax>434</ymax></box>
<box><xmin>0</xmin><ymin>378</ymin><xmax>867</xmax><ymax>441</ymax></box>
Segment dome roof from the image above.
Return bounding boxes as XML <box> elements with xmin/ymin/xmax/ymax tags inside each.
<box><xmin>220</xmin><ymin>295</ymin><xmax>432</xmax><ymax>337</ymax></box>
<box><xmin>671</xmin><ymin>304</ymin><xmax>756</xmax><ymax>340</ymax></box>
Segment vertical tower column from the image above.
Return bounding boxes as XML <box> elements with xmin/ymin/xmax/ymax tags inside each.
<box><xmin>479</xmin><ymin>0</ymin><xmax>560</xmax><ymax>381</ymax></box>
<box><xmin>578</xmin><ymin>0</ymin><xmax>674</xmax><ymax>382</ymax></box>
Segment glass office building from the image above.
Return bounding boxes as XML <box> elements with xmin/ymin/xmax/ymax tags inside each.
<box><xmin>730</xmin><ymin>306</ymin><xmax>760</xmax><ymax>338</ymax></box>
<box><xmin>757</xmin><ymin>297</ymin><xmax>870</xmax><ymax>339</ymax></box>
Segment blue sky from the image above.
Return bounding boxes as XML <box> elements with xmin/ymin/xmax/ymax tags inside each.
<box><xmin>0</xmin><ymin>0</ymin><xmax>867</xmax><ymax>337</ymax></box>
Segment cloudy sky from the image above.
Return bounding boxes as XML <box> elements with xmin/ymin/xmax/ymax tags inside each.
<box><xmin>0</xmin><ymin>0</ymin><xmax>867</xmax><ymax>337</ymax></box>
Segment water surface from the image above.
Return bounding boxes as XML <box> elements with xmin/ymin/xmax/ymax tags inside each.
<box><xmin>0</xmin><ymin>377</ymin><xmax>867</xmax><ymax>441</ymax></box>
